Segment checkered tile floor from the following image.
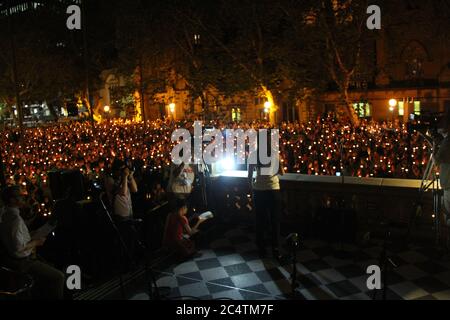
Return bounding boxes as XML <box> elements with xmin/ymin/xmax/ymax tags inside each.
<box><xmin>125</xmin><ymin>227</ymin><xmax>450</xmax><ymax>300</ymax></box>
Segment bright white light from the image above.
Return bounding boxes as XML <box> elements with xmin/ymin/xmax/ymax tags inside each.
<box><xmin>169</xmin><ymin>103</ymin><xmax>176</xmax><ymax>113</ymax></box>
<box><xmin>264</xmin><ymin>101</ymin><xmax>272</xmax><ymax>109</ymax></box>
<box><xmin>104</xmin><ymin>105</ymin><xmax>110</xmax><ymax>113</ymax></box>
<box><xmin>389</xmin><ymin>99</ymin><xmax>397</xmax><ymax>108</ymax></box>
<box><xmin>220</xmin><ymin>157</ymin><xmax>235</xmax><ymax>171</ymax></box>
<box><xmin>264</xmin><ymin>101</ymin><xmax>272</xmax><ymax>113</ymax></box>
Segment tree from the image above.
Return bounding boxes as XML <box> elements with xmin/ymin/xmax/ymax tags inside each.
<box><xmin>168</xmin><ymin>1</ymin><xmax>250</xmax><ymax>120</ymax></box>
<box><xmin>0</xmin><ymin>3</ymin><xmax>85</xmax><ymax>123</ymax></box>
<box><xmin>172</xmin><ymin>0</ymin><xmax>306</xmax><ymax>123</ymax></box>
<box><xmin>115</xmin><ymin>0</ymin><xmax>176</xmax><ymax>122</ymax></box>
<box><xmin>315</xmin><ymin>0</ymin><xmax>377</xmax><ymax>125</ymax></box>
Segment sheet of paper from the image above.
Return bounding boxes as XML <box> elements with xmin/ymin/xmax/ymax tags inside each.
<box><xmin>31</xmin><ymin>222</ymin><xmax>56</xmax><ymax>240</ymax></box>
<box><xmin>199</xmin><ymin>211</ymin><xmax>214</xmax><ymax>220</ymax></box>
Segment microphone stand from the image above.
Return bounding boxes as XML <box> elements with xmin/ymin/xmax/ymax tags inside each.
<box><xmin>290</xmin><ymin>244</ymin><xmax>298</xmax><ymax>294</ymax></box>
<box><xmin>407</xmin><ymin>133</ymin><xmax>446</xmax><ymax>254</ymax></box>
<box><xmin>99</xmin><ymin>193</ymin><xmax>161</xmax><ymax>300</ymax></box>
<box><xmin>286</xmin><ymin>234</ymin><xmax>304</xmax><ymax>299</ymax></box>
<box><xmin>99</xmin><ymin>194</ymin><xmax>128</xmax><ymax>299</ymax></box>
<box><xmin>372</xmin><ymin>228</ymin><xmax>397</xmax><ymax>300</ymax></box>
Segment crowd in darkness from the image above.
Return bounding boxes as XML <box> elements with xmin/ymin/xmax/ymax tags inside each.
<box><xmin>0</xmin><ymin>114</ymin><xmax>430</xmax><ymax>213</ymax></box>
<box><xmin>280</xmin><ymin>113</ymin><xmax>429</xmax><ymax>179</ymax></box>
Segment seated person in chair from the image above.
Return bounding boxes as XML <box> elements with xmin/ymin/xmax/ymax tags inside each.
<box><xmin>0</xmin><ymin>186</ymin><xmax>65</xmax><ymax>300</ymax></box>
<box><xmin>162</xmin><ymin>199</ymin><xmax>206</xmax><ymax>259</ymax></box>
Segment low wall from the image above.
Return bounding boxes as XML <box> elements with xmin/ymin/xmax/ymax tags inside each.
<box><xmin>208</xmin><ymin>171</ymin><xmax>442</xmax><ymax>244</ymax></box>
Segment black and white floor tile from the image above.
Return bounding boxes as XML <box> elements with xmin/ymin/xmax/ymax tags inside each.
<box><xmin>122</xmin><ymin>227</ymin><xmax>450</xmax><ymax>300</ymax></box>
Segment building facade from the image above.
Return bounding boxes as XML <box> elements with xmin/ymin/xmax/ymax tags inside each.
<box><xmin>95</xmin><ymin>1</ymin><xmax>450</xmax><ymax>124</ymax></box>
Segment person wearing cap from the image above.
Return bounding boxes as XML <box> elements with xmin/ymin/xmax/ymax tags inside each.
<box><xmin>0</xmin><ymin>186</ymin><xmax>65</xmax><ymax>299</ymax></box>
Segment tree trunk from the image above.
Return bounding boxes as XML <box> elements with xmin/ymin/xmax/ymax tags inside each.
<box><xmin>139</xmin><ymin>58</ymin><xmax>146</xmax><ymax>123</ymax></box>
<box><xmin>341</xmin><ymin>84</ymin><xmax>360</xmax><ymax>127</ymax></box>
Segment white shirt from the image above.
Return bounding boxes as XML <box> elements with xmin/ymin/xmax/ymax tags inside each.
<box><xmin>252</xmin><ymin>160</ymin><xmax>281</xmax><ymax>191</ymax></box>
<box><xmin>0</xmin><ymin>206</ymin><xmax>33</xmax><ymax>258</ymax></box>
<box><xmin>105</xmin><ymin>176</ymin><xmax>133</xmax><ymax>219</ymax></box>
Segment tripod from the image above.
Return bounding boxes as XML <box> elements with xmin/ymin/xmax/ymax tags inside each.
<box><xmin>99</xmin><ymin>193</ymin><xmax>161</xmax><ymax>300</ymax></box>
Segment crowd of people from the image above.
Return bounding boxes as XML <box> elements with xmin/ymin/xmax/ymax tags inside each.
<box><xmin>279</xmin><ymin>114</ymin><xmax>429</xmax><ymax>179</ymax></box>
<box><xmin>0</xmin><ymin>114</ymin><xmax>431</xmax><ymax>209</ymax></box>
<box><xmin>0</xmin><ymin>113</ymin><xmax>436</xmax><ymax>299</ymax></box>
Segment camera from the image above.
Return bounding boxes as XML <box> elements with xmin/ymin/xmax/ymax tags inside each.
<box><xmin>124</xmin><ymin>158</ymin><xmax>135</xmax><ymax>173</ymax></box>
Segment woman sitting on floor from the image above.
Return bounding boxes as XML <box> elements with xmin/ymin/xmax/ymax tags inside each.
<box><xmin>162</xmin><ymin>199</ymin><xmax>206</xmax><ymax>259</ymax></box>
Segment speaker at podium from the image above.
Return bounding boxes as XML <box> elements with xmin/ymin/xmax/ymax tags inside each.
<box><xmin>48</xmin><ymin>170</ymin><xmax>86</xmax><ymax>201</ymax></box>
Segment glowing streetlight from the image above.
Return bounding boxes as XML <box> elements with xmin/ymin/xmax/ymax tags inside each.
<box><xmin>388</xmin><ymin>99</ymin><xmax>397</xmax><ymax>120</ymax></box>
<box><xmin>169</xmin><ymin>103</ymin><xmax>176</xmax><ymax>113</ymax></box>
<box><xmin>104</xmin><ymin>105</ymin><xmax>110</xmax><ymax>113</ymax></box>
<box><xmin>389</xmin><ymin>99</ymin><xmax>397</xmax><ymax>108</ymax></box>
<box><xmin>264</xmin><ymin>101</ymin><xmax>272</xmax><ymax>114</ymax></box>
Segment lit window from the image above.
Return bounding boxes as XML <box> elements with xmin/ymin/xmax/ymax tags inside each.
<box><xmin>398</xmin><ymin>101</ymin><xmax>404</xmax><ymax>116</ymax></box>
<box><xmin>353</xmin><ymin>103</ymin><xmax>371</xmax><ymax>118</ymax></box>
<box><xmin>414</xmin><ymin>101</ymin><xmax>421</xmax><ymax>115</ymax></box>
<box><xmin>365</xmin><ymin>104</ymin><xmax>371</xmax><ymax>117</ymax></box>
<box><xmin>231</xmin><ymin>107</ymin><xmax>241</xmax><ymax>121</ymax></box>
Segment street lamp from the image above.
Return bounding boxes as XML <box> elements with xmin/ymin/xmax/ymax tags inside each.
<box><xmin>389</xmin><ymin>99</ymin><xmax>397</xmax><ymax>111</ymax></box>
<box><xmin>264</xmin><ymin>101</ymin><xmax>272</xmax><ymax>116</ymax></box>
<box><xmin>389</xmin><ymin>99</ymin><xmax>397</xmax><ymax>121</ymax></box>
<box><xmin>169</xmin><ymin>103</ymin><xmax>176</xmax><ymax>114</ymax></box>
<box><xmin>104</xmin><ymin>105</ymin><xmax>110</xmax><ymax>113</ymax></box>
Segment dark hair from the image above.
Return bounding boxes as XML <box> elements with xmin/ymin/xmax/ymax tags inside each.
<box><xmin>111</xmin><ymin>159</ymin><xmax>125</xmax><ymax>173</ymax></box>
<box><xmin>174</xmin><ymin>198</ymin><xmax>187</xmax><ymax>211</ymax></box>
<box><xmin>1</xmin><ymin>186</ymin><xmax>21</xmax><ymax>205</ymax></box>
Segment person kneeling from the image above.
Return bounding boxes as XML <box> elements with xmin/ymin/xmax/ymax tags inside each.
<box><xmin>163</xmin><ymin>199</ymin><xmax>205</xmax><ymax>260</ymax></box>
